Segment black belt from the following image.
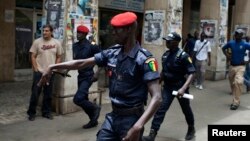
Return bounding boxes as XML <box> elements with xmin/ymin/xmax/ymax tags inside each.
<box><xmin>231</xmin><ymin>62</ymin><xmax>245</xmax><ymax>66</ymax></box>
<box><xmin>231</xmin><ymin>64</ymin><xmax>245</xmax><ymax>66</ymax></box>
<box><xmin>112</xmin><ymin>105</ymin><xmax>144</xmax><ymax>116</ymax></box>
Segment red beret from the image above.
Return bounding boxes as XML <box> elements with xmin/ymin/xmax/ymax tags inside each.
<box><xmin>110</xmin><ymin>12</ymin><xmax>137</xmax><ymax>27</ymax></box>
<box><xmin>77</xmin><ymin>25</ymin><xmax>89</xmax><ymax>33</ymax></box>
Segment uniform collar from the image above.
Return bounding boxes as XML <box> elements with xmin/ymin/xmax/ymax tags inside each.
<box><xmin>118</xmin><ymin>42</ymin><xmax>140</xmax><ymax>61</ymax></box>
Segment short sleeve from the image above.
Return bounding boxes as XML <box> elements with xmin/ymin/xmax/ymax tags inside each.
<box><xmin>94</xmin><ymin>49</ymin><xmax>109</xmax><ymax>67</ymax></box>
<box><xmin>29</xmin><ymin>39</ymin><xmax>38</xmax><ymax>54</ymax></box>
<box><xmin>143</xmin><ymin>57</ymin><xmax>160</xmax><ymax>82</ymax></box>
<box><xmin>182</xmin><ymin>54</ymin><xmax>196</xmax><ymax>74</ymax></box>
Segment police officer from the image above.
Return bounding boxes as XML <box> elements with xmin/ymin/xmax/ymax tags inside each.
<box><xmin>73</xmin><ymin>25</ymin><xmax>101</xmax><ymax>128</ymax></box>
<box><xmin>39</xmin><ymin>12</ymin><xmax>162</xmax><ymax>141</ymax></box>
<box><xmin>143</xmin><ymin>32</ymin><xmax>196</xmax><ymax>141</ymax></box>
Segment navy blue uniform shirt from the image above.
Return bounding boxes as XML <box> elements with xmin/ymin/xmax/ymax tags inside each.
<box><xmin>162</xmin><ymin>47</ymin><xmax>195</xmax><ymax>85</ymax></box>
<box><xmin>94</xmin><ymin>43</ymin><xmax>160</xmax><ymax>108</ymax></box>
<box><xmin>73</xmin><ymin>39</ymin><xmax>101</xmax><ymax>78</ymax></box>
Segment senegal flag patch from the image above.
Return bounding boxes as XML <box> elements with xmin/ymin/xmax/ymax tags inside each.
<box><xmin>146</xmin><ymin>58</ymin><xmax>158</xmax><ymax>72</ymax></box>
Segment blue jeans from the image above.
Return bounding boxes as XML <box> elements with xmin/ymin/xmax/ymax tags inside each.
<box><xmin>73</xmin><ymin>76</ymin><xmax>97</xmax><ymax>119</ymax></box>
<box><xmin>96</xmin><ymin>112</ymin><xmax>144</xmax><ymax>141</ymax></box>
<box><xmin>27</xmin><ymin>71</ymin><xmax>54</xmax><ymax>116</ymax></box>
<box><xmin>244</xmin><ymin>63</ymin><xmax>250</xmax><ymax>87</ymax></box>
<box><xmin>150</xmin><ymin>85</ymin><xmax>194</xmax><ymax>132</ymax></box>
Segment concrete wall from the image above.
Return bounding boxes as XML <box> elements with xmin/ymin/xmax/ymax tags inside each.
<box><xmin>200</xmin><ymin>0</ymin><xmax>228</xmax><ymax>80</ymax></box>
<box><xmin>0</xmin><ymin>0</ymin><xmax>15</xmax><ymax>82</ymax></box>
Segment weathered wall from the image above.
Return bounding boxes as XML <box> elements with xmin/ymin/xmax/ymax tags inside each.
<box><xmin>0</xmin><ymin>0</ymin><xmax>15</xmax><ymax>82</ymax></box>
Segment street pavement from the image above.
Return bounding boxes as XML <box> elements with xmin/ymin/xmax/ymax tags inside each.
<box><xmin>0</xmin><ymin>79</ymin><xmax>250</xmax><ymax>141</ymax></box>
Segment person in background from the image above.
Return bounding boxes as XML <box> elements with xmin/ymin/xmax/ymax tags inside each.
<box><xmin>222</xmin><ymin>29</ymin><xmax>250</xmax><ymax>110</ymax></box>
<box><xmin>27</xmin><ymin>24</ymin><xmax>64</xmax><ymax>121</ymax></box>
<box><xmin>72</xmin><ymin>25</ymin><xmax>101</xmax><ymax>129</ymax></box>
<box><xmin>243</xmin><ymin>36</ymin><xmax>250</xmax><ymax>92</ymax></box>
<box><xmin>39</xmin><ymin>12</ymin><xmax>162</xmax><ymax>141</ymax></box>
<box><xmin>143</xmin><ymin>32</ymin><xmax>196</xmax><ymax>141</ymax></box>
<box><xmin>193</xmin><ymin>32</ymin><xmax>211</xmax><ymax>90</ymax></box>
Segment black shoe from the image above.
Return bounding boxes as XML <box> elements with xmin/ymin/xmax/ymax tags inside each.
<box><xmin>230</xmin><ymin>104</ymin><xmax>238</xmax><ymax>110</ymax></box>
<box><xmin>42</xmin><ymin>114</ymin><xmax>53</xmax><ymax>120</ymax></box>
<box><xmin>142</xmin><ymin>129</ymin><xmax>157</xmax><ymax>141</ymax></box>
<box><xmin>82</xmin><ymin>120</ymin><xmax>98</xmax><ymax>129</ymax></box>
<box><xmin>185</xmin><ymin>126</ymin><xmax>195</xmax><ymax>140</ymax></box>
<box><xmin>91</xmin><ymin>106</ymin><xmax>101</xmax><ymax>121</ymax></box>
<box><xmin>28</xmin><ymin>115</ymin><xmax>36</xmax><ymax>121</ymax></box>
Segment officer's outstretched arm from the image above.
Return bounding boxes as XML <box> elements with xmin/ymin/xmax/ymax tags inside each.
<box><xmin>123</xmin><ymin>79</ymin><xmax>162</xmax><ymax>141</ymax></box>
<box><xmin>39</xmin><ymin>57</ymin><xmax>96</xmax><ymax>86</ymax></box>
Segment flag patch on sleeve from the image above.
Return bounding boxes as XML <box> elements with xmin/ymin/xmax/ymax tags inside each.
<box><xmin>146</xmin><ymin>58</ymin><xmax>158</xmax><ymax>72</ymax></box>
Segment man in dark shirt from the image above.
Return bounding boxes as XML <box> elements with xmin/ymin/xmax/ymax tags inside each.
<box><xmin>72</xmin><ymin>25</ymin><xmax>101</xmax><ymax>128</ymax></box>
<box><xmin>39</xmin><ymin>12</ymin><xmax>162</xmax><ymax>141</ymax></box>
<box><xmin>143</xmin><ymin>32</ymin><xmax>196</xmax><ymax>141</ymax></box>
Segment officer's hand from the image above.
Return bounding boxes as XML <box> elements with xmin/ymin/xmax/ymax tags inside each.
<box><xmin>177</xmin><ymin>88</ymin><xmax>185</xmax><ymax>98</ymax></box>
<box><xmin>37</xmin><ymin>68</ymin><xmax>52</xmax><ymax>87</ymax></box>
<box><xmin>122</xmin><ymin>126</ymin><xmax>141</xmax><ymax>141</ymax></box>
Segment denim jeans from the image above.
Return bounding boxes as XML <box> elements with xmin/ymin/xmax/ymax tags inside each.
<box><xmin>27</xmin><ymin>71</ymin><xmax>54</xmax><ymax>116</ymax></box>
<box><xmin>96</xmin><ymin>112</ymin><xmax>144</xmax><ymax>141</ymax></box>
<box><xmin>244</xmin><ymin>63</ymin><xmax>250</xmax><ymax>87</ymax></box>
<box><xmin>150</xmin><ymin>85</ymin><xmax>195</xmax><ymax>132</ymax></box>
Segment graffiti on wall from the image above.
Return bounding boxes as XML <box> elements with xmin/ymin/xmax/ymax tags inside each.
<box><xmin>166</xmin><ymin>0</ymin><xmax>183</xmax><ymax>38</ymax></box>
<box><xmin>44</xmin><ymin>0</ymin><xmax>65</xmax><ymax>40</ymax></box>
<box><xmin>143</xmin><ymin>10</ymin><xmax>165</xmax><ymax>45</ymax></box>
<box><xmin>219</xmin><ymin>0</ymin><xmax>228</xmax><ymax>47</ymax></box>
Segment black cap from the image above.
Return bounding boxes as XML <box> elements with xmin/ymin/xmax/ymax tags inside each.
<box><xmin>163</xmin><ymin>32</ymin><xmax>181</xmax><ymax>41</ymax></box>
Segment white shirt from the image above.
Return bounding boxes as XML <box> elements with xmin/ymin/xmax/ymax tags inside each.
<box><xmin>194</xmin><ymin>39</ymin><xmax>211</xmax><ymax>61</ymax></box>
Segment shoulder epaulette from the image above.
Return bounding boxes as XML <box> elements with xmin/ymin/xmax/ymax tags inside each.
<box><xmin>139</xmin><ymin>47</ymin><xmax>152</xmax><ymax>57</ymax></box>
<box><xmin>109</xmin><ymin>44</ymin><xmax>122</xmax><ymax>49</ymax></box>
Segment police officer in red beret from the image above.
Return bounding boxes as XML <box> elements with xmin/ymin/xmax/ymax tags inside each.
<box><xmin>39</xmin><ymin>12</ymin><xmax>162</xmax><ymax>141</ymax></box>
<box><xmin>72</xmin><ymin>25</ymin><xmax>101</xmax><ymax>129</ymax></box>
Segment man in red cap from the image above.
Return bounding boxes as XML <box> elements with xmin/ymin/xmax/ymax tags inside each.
<box><xmin>72</xmin><ymin>25</ymin><xmax>101</xmax><ymax>129</ymax></box>
<box><xmin>39</xmin><ymin>12</ymin><xmax>162</xmax><ymax>141</ymax></box>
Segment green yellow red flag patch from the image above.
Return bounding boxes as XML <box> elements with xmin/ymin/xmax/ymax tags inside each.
<box><xmin>146</xmin><ymin>58</ymin><xmax>158</xmax><ymax>72</ymax></box>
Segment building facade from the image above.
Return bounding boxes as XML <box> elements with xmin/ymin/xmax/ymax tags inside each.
<box><xmin>1</xmin><ymin>0</ymin><xmax>250</xmax><ymax>114</ymax></box>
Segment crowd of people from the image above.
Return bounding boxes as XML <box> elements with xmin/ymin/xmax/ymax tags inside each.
<box><xmin>26</xmin><ymin>11</ymin><xmax>250</xmax><ymax>141</ymax></box>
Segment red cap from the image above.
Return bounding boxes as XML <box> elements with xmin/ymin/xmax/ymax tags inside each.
<box><xmin>110</xmin><ymin>12</ymin><xmax>137</xmax><ymax>27</ymax></box>
<box><xmin>77</xmin><ymin>25</ymin><xmax>89</xmax><ymax>33</ymax></box>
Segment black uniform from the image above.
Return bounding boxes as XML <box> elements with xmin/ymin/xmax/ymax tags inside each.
<box><xmin>72</xmin><ymin>39</ymin><xmax>100</xmax><ymax>120</ymax></box>
<box><xmin>94</xmin><ymin>43</ymin><xmax>160</xmax><ymax>140</ymax></box>
<box><xmin>150</xmin><ymin>47</ymin><xmax>195</xmax><ymax>132</ymax></box>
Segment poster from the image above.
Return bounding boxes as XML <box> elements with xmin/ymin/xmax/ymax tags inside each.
<box><xmin>46</xmin><ymin>0</ymin><xmax>62</xmax><ymax>28</ymax></box>
<box><xmin>200</xmin><ymin>20</ymin><xmax>217</xmax><ymax>38</ymax></box>
<box><xmin>200</xmin><ymin>20</ymin><xmax>217</xmax><ymax>47</ymax></box>
<box><xmin>143</xmin><ymin>10</ymin><xmax>165</xmax><ymax>45</ymax></box>
<box><xmin>219</xmin><ymin>0</ymin><xmax>228</xmax><ymax>47</ymax></box>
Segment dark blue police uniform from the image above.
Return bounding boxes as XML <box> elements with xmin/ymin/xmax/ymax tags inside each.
<box><xmin>72</xmin><ymin>39</ymin><xmax>100</xmax><ymax>120</ymax></box>
<box><xmin>94</xmin><ymin>43</ymin><xmax>160</xmax><ymax>140</ymax></box>
<box><xmin>150</xmin><ymin>47</ymin><xmax>195</xmax><ymax>132</ymax></box>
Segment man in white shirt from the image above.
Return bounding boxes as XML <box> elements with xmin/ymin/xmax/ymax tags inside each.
<box><xmin>193</xmin><ymin>32</ymin><xmax>211</xmax><ymax>90</ymax></box>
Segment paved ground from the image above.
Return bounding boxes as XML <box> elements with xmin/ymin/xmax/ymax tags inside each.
<box><xmin>0</xmin><ymin>79</ymin><xmax>250</xmax><ymax>141</ymax></box>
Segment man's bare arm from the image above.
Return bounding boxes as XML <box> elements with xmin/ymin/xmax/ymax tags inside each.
<box><xmin>38</xmin><ymin>57</ymin><xmax>96</xmax><ymax>86</ymax></box>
